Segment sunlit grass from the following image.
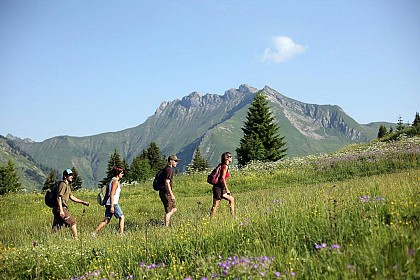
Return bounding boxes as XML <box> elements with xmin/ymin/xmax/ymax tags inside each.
<box><xmin>0</xmin><ymin>137</ymin><xmax>419</xmax><ymax>279</ymax></box>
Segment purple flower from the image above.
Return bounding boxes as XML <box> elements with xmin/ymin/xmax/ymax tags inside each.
<box><xmin>275</xmin><ymin>272</ymin><xmax>282</xmax><ymax>277</ymax></box>
<box><xmin>330</xmin><ymin>244</ymin><xmax>341</xmax><ymax>250</ymax></box>
<box><xmin>409</xmin><ymin>248</ymin><xmax>415</xmax><ymax>257</ymax></box>
<box><xmin>315</xmin><ymin>243</ymin><xmax>328</xmax><ymax>249</ymax></box>
<box><xmin>359</xmin><ymin>195</ymin><xmax>371</xmax><ymax>203</ymax></box>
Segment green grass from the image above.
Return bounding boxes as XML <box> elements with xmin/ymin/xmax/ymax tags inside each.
<box><xmin>1</xmin><ymin>137</ymin><xmax>419</xmax><ymax>279</ymax></box>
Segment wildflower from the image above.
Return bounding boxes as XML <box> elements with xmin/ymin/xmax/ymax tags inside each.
<box><xmin>409</xmin><ymin>248</ymin><xmax>415</xmax><ymax>257</ymax></box>
<box><xmin>315</xmin><ymin>243</ymin><xmax>328</xmax><ymax>249</ymax></box>
<box><xmin>359</xmin><ymin>196</ymin><xmax>370</xmax><ymax>203</ymax></box>
<box><xmin>275</xmin><ymin>272</ymin><xmax>282</xmax><ymax>277</ymax></box>
<box><xmin>330</xmin><ymin>244</ymin><xmax>341</xmax><ymax>250</ymax></box>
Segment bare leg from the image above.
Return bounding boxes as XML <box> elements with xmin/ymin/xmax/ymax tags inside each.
<box><xmin>118</xmin><ymin>216</ymin><xmax>125</xmax><ymax>234</ymax></box>
<box><xmin>93</xmin><ymin>218</ymin><xmax>110</xmax><ymax>235</ymax></box>
<box><xmin>223</xmin><ymin>194</ymin><xmax>235</xmax><ymax>217</ymax></box>
<box><xmin>70</xmin><ymin>224</ymin><xmax>78</xmax><ymax>239</ymax></box>
<box><xmin>210</xmin><ymin>199</ymin><xmax>221</xmax><ymax>219</ymax></box>
<box><xmin>164</xmin><ymin>208</ymin><xmax>177</xmax><ymax>226</ymax></box>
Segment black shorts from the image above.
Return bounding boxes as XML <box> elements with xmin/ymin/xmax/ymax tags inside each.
<box><xmin>212</xmin><ymin>184</ymin><xmax>227</xmax><ymax>200</ymax></box>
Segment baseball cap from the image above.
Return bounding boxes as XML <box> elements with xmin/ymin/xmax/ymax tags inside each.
<box><xmin>168</xmin><ymin>155</ymin><xmax>180</xmax><ymax>162</ymax></box>
<box><xmin>63</xmin><ymin>169</ymin><xmax>73</xmax><ymax>176</ymax></box>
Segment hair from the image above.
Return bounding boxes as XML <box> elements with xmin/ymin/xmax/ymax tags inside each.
<box><xmin>220</xmin><ymin>152</ymin><xmax>232</xmax><ymax>164</ymax></box>
<box><xmin>112</xmin><ymin>166</ymin><xmax>124</xmax><ymax>177</ymax></box>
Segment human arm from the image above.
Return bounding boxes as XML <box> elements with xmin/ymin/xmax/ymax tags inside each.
<box><xmin>70</xmin><ymin>194</ymin><xmax>89</xmax><ymax>206</ymax></box>
<box><xmin>165</xmin><ymin>178</ymin><xmax>175</xmax><ymax>200</ymax></box>
<box><xmin>220</xmin><ymin>165</ymin><xmax>231</xmax><ymax>194</ymax></box>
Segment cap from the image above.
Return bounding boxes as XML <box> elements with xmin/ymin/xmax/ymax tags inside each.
<box><xmin>168</xmin><ymin>155</ymin><xmax>180</xmax><ymax>162</ymax></box>
<box><xmin>63</xmin><ymin>169</ymin><xmax>73</xmax><ymax>176</ymax></box>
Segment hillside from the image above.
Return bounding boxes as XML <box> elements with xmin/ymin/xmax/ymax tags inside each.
<box><xmin>4</xmin><ymin>84</ymin><xmax>394</xmax><ymax>189</ymax></box>
<box><xmin>0</xmin><ymin>136</ymin><xmax>47</xmax><ymax>191</ymax></box>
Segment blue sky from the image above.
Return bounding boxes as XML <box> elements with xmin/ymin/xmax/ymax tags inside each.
<box><xmin>1</xmin><ymin>0</ymin><xmax>419</xmax><ymax>142</ymax></box>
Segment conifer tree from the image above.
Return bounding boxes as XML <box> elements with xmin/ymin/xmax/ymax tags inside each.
<box><xmin>145</xmin><ymin>142</ymin><xmax>166</xmax><ymax>172</ymax></box>
<box><xmin>43</xmin><ymin>170</ymin><xmax>58</xmax><ymax>191</ymax></box>
<box><xmin>99</xmin><ymin>149</ymin><xmax>124</xmax><ymax>187</ymax></box>
<box><xmin>188</xmin><ymin>148</ymin><xmax>209</xmax><ymax>173</ymax></box>
<box><xmin>128</xmin><ymin>156</ymin><xmax>152</xmax><ymax>182</ymax></box>
<box><xmin>412</xmin><ymin>112</ymin><xmax>420</xmax><ymax>127</ymax></box>
<box><xmin>71</xmin><ymin>167</ymin><xmax>83</xmax><ymax>191</ymax></box>
<box><xmin>0</xmin><ymin>160</ymin><xmax>22</xmax><ymax>195</ymax></box>
<box><xmin>236</xmin><ymin>91</ymin><xmax>287</xmax><ymax>166</ymax></box>
<box><xmin>377</xmin><ymin>124</ymin><xmax>388</xmax><ymax>139</ymax></box>
<box><xmin>396</xmin><ymin>116</ymin><xmax>405</xmax><ymax>131</ymax></box>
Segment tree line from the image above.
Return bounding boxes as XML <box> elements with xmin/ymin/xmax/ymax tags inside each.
<box><xmin>4</xmin><ymin>92</ymin><xmax>416</xmax><ymax>194</ymax></box>
<box><xmin>377</xmin><ymin>112</ymin><xmax>420</xmax><ymax>140</ymax></box>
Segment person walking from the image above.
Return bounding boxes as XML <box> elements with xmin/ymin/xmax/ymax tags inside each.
<box><xmin>52</xmin><ymin>169</ymin><xmax>90</xmax><ymax>238</ymax></box>
<box><xmin>159</xmin><ymin>155</ymin><xmax>180</xmax><ymax>226</ymax></box>
<box><xmin>93</xmin><ymin>167</ymin><xmax>125</xmax><ymax>236</ymax></box>
<box><xmin>210</xmin><ymin>152</ymin><xmax>235</xmax><ymax>219</ymax></box>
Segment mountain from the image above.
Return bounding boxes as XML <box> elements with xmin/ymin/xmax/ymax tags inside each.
<box><xmin>0</xmin><ymin>135</ymin><xmax>48</xmax><ymax>191</ymax></box>
<box><xmin>4</xmin><ymin>84</ymin><xmax>393</xmax><ymax>189</ymax></box>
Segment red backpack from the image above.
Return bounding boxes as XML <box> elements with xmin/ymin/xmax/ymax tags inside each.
<box><xmin>207</xmin><ymin>164</ymin><xmax>222</xmax><ymax>185</ymax></box>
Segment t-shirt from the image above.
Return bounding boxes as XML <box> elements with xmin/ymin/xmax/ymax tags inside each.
<box><xmin>57</xmin><ymin>181</ymin><xmax>72</xmax><ymax>207</ymax></box>
<box><xmin>161</xmin><ymin>166</ymin><xmax>174</xmax><ymax>191</ymax></box>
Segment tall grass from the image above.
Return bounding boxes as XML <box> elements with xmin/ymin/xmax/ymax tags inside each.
<box><xmin>1</xmin><ymin>137</ymin><xmax>419</xmax><ymax>279</ymax></box>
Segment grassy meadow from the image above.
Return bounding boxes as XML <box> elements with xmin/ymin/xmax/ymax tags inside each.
<box><xmin>1</xmin><ymin>136</ymin><xmax>419</xmax><ymax>279</ymax></box>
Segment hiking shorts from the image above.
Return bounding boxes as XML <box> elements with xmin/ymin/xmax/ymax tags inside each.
<box><xmin>52</xmin><ymin>207</ymin><xmax>76</xmax><ymax>228</ymax></box>
<box><xmin>104</xmin><ymin>204</ymin><xmax>124</xmax><ymax>219</ymax></box>
<box><xmin>159</xmin><ymin>190</ymin><xmax>176</xmax><ymax>213</ymax></box>
<box><xmin>213</xmin><ymin>184</ymin><xmax>228</xmax><ymax>200</ymax></box>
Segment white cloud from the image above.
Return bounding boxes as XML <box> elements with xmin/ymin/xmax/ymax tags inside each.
<box><xmin>260</xmin><ymin>36</ymin><xmax>306</xmax><ymax>63</ymax></box>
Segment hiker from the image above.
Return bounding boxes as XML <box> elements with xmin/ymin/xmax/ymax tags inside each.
<box><xmin>52</xmin><ymin>169</ymin><xmax>90</xmax><ymax>238</ymax></box>
<box><xmin>159</xmin><ymin>155</ymin><xmax>180</xmax><ymax>226</ymax></box>
<box><xmin>210</xmin><ymin>152</ymin><xmax>235</xmax><ymax>219</ymax></box>
<box><xmin>92</xmin><ymin>167</ymin><xmax>125</xmax><ymax>236</ymax></box>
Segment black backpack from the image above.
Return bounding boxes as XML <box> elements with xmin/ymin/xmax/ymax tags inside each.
<box><xmin>45</xmin><ymin>181</ymin><xmax>61</xmax><ymax>208</ymax></box>
<box><xmin>152</xmin><ymin>169</ymin><xmax>164</xmax><ymax>191</ymax></box>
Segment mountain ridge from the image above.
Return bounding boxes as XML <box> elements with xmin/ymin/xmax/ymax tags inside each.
<box><xmin>3</xmin><ymin>84</ymin><xmax>393</xmax><ymax>190</ymax></box>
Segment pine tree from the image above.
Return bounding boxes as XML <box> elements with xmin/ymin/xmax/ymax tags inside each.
<box><xmin>43</xmin><ymin>170</ymin><xmax>58</xmax><ymax>191</ymax></box>
<box><xmin>236</xmin><ymin>91</ymin><xmax>287</xmax><ymax>166</ymax></box>
<box><xmin>377</xmin><ymin>125</ymin><xmax>388</xmax><ymax>139</ymax></box>
<box><xmin>128</xmin><ymin>156</ymin><xmax>153</xmax><ymax>182</ymax></box>
<box><xmin>145</xmin><ymin>142</ymin><xmax>166</xmax><ymax>172</ymax></box>
<box><xmin>0</xmin><ymin>160</ymin><xmax>22</xmax><ymax>195</ymax></box>
<box><xmin>412</xmin><ymin>112</ymin><xmax>420</xmax><ymax>127</ymax></box>
<box><xmin>99</xmin><ymin>149</ymin><xmax>124</xmax><ymax>187</ymax></box>
<box><xmin>188</xmin><ymin>148</ymin><xmax>209</xmax><ymax>173</ymax></box>
<box><xmin>397</xmin><ymin>116</ymin><xmax>405</xmax><ymax>131</ymax></box>
<box><xmin>127</xmin><ymin>142</ymin><xmax>166</xmax><ymax>183</ymax></box>
<box><xmin>71</xmin><ymin>167</ymin><xmax>83</xmax><ymax>191</ymax></box>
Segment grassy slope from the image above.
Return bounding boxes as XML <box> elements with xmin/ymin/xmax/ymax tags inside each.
<box><xmin>0</xmin><ymin>138</ymin><xmax>419</xmax><ymax>279</ymax></box>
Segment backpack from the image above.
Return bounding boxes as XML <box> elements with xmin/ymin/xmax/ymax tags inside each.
<box><xmin>44</xmin><ymin>181</ymin><xmax>61</xmax><ymax>208</ymax></box>
<box><xmin>152</xmin><ymin>169</ymin><xmax>164</xmax><ymax>191</ymax></box>
<box><xmin>97</xmin><ymin>182</ymin><xmax>110</xmax><ymax>206</ymax></box>
<box><xmin>207</xmin><ymin>164</ymin><xmax>222</xmax><ymax>185</ymax></box>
